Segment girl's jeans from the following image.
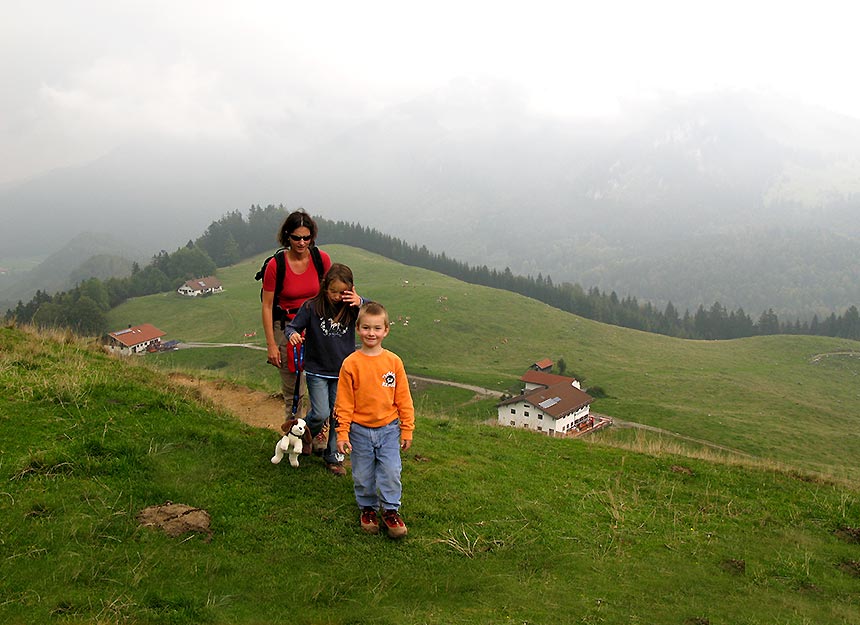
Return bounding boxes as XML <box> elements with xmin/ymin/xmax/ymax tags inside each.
<box><xmin>305</xmin><ymin>373</ymin><xmax>344</xmax><ymax>464</ymax></box>
<box><xmin>348</xmin><ymin>420</ymin><xmax>402</xmax><ymax>510</ymax></box>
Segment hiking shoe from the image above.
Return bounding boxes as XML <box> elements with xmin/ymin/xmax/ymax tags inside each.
<box><xmin>360</xmin><ymin>507</ymin><xmax>379</xmax><ymax>534</ymax></box>
<box><xmin>312</xmin><ymin>421</ymin><xmax>329</xmax><ymax>455</ymax></box>
<box><xmin>326</xmin><ymin>462</ymin><xmax>346</xmax><ymax>476</ymax></box>
<box><xmin>381</xmin><ymin>509</ymin><xmax>408</xmax><ymax>538</ymax></box>
<box><xmin>312</xmin><ymin>433</ymin><xmax>327</xmax><ymax>455</ymax></box>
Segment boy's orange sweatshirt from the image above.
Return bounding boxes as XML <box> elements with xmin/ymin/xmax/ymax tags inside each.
<box><xmin>334</xmin><ymin>349</ymin><xmax>415</xmax><ymax>441</ymax></box>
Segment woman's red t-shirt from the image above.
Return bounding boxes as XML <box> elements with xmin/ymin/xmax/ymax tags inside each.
<box><xmin>262</xmin><ymin>249</ymin><xmax>332</xmax><ymax>314</ymax></box>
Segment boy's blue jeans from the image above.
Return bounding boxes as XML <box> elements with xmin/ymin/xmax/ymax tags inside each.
<box><xmin>304</xmin><ymin>373</ymin><xmax>343</xmax><ymax>465</ymax></box>
<box><xmin>348</xmin><ymin>420</ymin><xmax>402</xmax><ymax>511</ymax></box>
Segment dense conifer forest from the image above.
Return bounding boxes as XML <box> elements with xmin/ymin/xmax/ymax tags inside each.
<box><xmin>6</xmin><ymin>204</ymin><xmax>860</xmax><ymax>341</ymax></box>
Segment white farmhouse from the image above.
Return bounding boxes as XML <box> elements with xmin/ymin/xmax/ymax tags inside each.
<box><xmin>105</xmin><ymin>323</ymin><xmax>166</xmax><ymax>355</ymax></box>
<box><xmin>498</xmin><ymin>370</ymin><xmax>594</xmax><ymax>437</ymax></box>
<box><xmin>177</xmin><ymin>276</ymin><xmax>223</xmax><ymax>297</ymax></box>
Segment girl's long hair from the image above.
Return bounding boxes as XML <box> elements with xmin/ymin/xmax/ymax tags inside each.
<box><xmin>312</xmin><ymin>263</ymin><xmax>359</xmax><ymax>326</ymax></box>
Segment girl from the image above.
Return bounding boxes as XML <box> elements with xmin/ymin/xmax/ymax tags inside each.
<box><xmin>285</xmin><ymin>263</ymin><xmax>365</xmax><ymax>475</ymax></box>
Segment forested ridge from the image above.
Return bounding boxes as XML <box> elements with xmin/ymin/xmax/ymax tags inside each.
<box><xmin>6</xmin><ymin>204</ymin><xmax>860</xmax><ymax>341</ymax></box>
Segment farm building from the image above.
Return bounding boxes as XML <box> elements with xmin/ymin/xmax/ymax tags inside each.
<box><xmin>521</xmin><ymin>369</ymin><xmax>582</xmax><ymax>391</ymax></box>
<box><xmin>530</xmin><ymin>358</ymin><xmax>554</xmax><ymax>372</ymax></box>
<box><xmin>177</xmin><ymin>276</ymin><xmax>223</xmax><ymax>297</ymax></box>
<box><xmin>105</xmin><ymin>323</ymin><xmax>166</xmax><ymax>355</ymax></box>
<box><xmin>498</xmin><ymin>370</ymin><xmax>595</xmax><ymax>437</ymax></box>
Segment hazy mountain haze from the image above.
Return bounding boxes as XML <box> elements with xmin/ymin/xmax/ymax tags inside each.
<box><xmin>3</xmin><ymin>1</ymin><xmax>860</xmax><ymax>319</ymax></box>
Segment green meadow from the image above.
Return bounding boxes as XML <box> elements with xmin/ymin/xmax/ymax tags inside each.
<box><xmin>107</xmin><ymin>245</ymin><xmax>860</xmax><ymax>480</ymax></box>
<box><xmin>2</xmin><ymin>324</ymin><xmax>860</xmax><ymax>624</ymax></box>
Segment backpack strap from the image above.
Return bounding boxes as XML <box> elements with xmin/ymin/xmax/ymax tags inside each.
<box><xmin>310</xmin><ymin>245</ymin><xmax>325</xmax><ymax>282</ymax></box>
<box><xmin>273</xmin><ymin>249</ymin><xmax>287</xmax><ymax>312</ymax></box>
<box><xmin>269</xmin><ymin>249</ymin><xmax>287</xmax><ymax>330</ymax></box>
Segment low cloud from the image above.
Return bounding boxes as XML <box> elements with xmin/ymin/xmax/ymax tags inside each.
<box><xmin>39</xmin><ymin>54</ymin><xmax>246</xmax><ymax>142</ymax></box>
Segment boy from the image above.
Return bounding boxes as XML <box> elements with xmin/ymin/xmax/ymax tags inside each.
<box><xmin>335</xmin><ymin>302</ymin><xmax>415</xmax><ymax>538</ymax></box>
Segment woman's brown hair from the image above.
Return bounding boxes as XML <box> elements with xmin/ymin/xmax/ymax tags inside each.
<box><xmin>277</xmin><ymin>209</ymin><xmax>318</xmax><ymax>247</ymax></box>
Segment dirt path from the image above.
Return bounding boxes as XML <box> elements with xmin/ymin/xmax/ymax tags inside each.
<box><xmin>168</xmin><ymin>371</ymin><xmax>499</xmax><ymax>431</ymax></box>
<box><xmin>408</xmin><ymin>375</ymin><xmax>499</xmax><ymax>396</ymax></box>
<box><xmin>169</xmin><ymin>372</ymin><xmax>287</xmax><ymax>431</ymax></box>
<box><xmin>607</xmin><ymin>413</ymin><xmax>755</xmax><ymax>457</ymax></box>
<box><xmin>168</xmin><ymin>371</ymin><xmax>754</xmax><ymax>460</ymax></box>
<box><xmin>810</xmin><ymin>350</ymin><xmax>860</xmax><ymax>363</ymax></box>
<box><xmin>176</xmin><ymin>342</ymin><xmax>266</xmax><ymax>350</ymax></box>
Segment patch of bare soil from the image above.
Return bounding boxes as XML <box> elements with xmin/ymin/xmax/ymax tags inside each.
<box><xmin>838</xmin><ymin>560</ymin><xmax>860</xmax><ymax>577</ymax></box>
<box><xmin>719</xmin><ymin>558</ymin><xmax>746</xmax><ymax>575</ymax></box>
<box><xmin>671</xmin><ymin>464</ymin><xmax>695</xmax><ymax>476</ymax></box>
<box><xmin>137</xmin><ymin>502</ymin><xmax>212</xmax><ymax>542</ymax></box>
<box><xmin>169</xmin><ymin>372</ymin><xmax>286</xmax><ymax>431</ymax></box>
<box><xmin>835</xmin><ymin>525</ymin><xmax>860</xmax><ymax>544</ymax></box>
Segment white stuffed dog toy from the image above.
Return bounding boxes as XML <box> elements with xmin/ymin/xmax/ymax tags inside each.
<box><xmin>271</xmin><ymin>418</ymin><xmax>308</xmax><ymax>468</ymax></box>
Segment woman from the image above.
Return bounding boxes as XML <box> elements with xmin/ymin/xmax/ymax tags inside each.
<box><xmin>261</xmin><ymin>210</ymin><xmax>331</xmax><ymax>429</ymax></box>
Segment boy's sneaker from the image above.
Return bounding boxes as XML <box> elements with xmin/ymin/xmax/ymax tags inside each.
<box><xmin>360</xmin><ymin>507</ymin><xmax>379</xmax><ymax>534</ymax></box>
<box><xmin>326</xmin><ymin>462</ymin><xmax>346</xmax><ymax>476</ymax></box>
<box><xmin>381</xmin><ymin>509</ymin><xmax>408</xmax><ymax>539</ymax></box>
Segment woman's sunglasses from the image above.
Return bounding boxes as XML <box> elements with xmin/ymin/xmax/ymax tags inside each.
<box><xmin>289</xmin><ymin>234</ymin><xmax>313</xmax><ymax>242</ymax></box>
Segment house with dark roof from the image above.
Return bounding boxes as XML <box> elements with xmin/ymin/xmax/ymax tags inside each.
<box><xmin>177</xmin><ymin>276</ymin><xmax>223</xmax><ymax>297</ymax></box>
<box><xmin>497</xmin><ymin>370</ymin><xmax>595</xmax><ymax>437</ymax></box>
<box><xmin>105</xmin><ymin>323</ymin><xmax>166</xmax><ymax>355</ymax></box>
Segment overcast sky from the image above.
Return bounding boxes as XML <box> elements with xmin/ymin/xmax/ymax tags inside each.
<box><xmin>2</xmin><ymin>0</ymin><xmax>857</xmax><ymax>186</ymax></box>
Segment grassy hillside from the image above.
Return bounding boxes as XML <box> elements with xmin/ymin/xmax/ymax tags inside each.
<box><xmin>3</xmin><ymin>324</ymin><xmax>860</xmax><ymax>624</ymax></box>
<box><xmin>105</xmin><ymin>245</ymin><xmax>860</xmax><ymax>480</ymax></box>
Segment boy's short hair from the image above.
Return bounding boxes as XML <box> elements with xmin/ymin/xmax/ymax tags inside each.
<box><xmin>357</xmin><ymin>301</ymin><xmax>389</xmax><ymax>327</ymax></box>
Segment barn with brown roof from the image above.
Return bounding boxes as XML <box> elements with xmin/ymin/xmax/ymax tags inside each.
<box><xmin>498</xmin><ymin>370</ymin><xmax>594</xmax><ymax>436</ymax></box>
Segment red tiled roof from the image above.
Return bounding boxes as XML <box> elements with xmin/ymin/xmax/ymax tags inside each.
<box><xmin>533</xmin><ymin>358</ymin><xmax>553</xmax><ymax>369</ymax></box>
<box><xmin>182</xmin><ymin>276</ymin><xmax>222</xmax><ymax>290</ymax></box>
<box><xmin>521</xmin><ymin>370</ymin><xmax>575</xmax><ymax>387</ymax></box>
<box><xmin>108</xmin><ymin>323</ymin><xmax>165</xmax><ymax>347</ymax></box>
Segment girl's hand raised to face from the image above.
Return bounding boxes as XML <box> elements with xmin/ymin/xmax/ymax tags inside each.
<box><xmin>342</xmin><ymin>289</ymin><xmax>362</xmax><ymax>307</ymax></box>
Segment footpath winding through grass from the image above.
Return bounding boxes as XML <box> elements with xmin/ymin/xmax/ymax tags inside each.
<box><xmin>3</xmin><ymin>324</ymin><xmax>860</xmax><ymax>624</ymax></box>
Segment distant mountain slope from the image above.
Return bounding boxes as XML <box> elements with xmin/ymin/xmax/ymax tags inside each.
<box><xmin>275</xmin><ymin>87</ymin><xmax>860</xmax><ymax>316</ymax></box>
<box><xmin>0</xmin><ymin>232</ymin><xmax>142</xmax><ymax>309</ymax></box>
<box><xmin>106</xmin><ymin>244</ymin><xmax>860</xmax><ymax>479</ymax></box>
<box><xmin>0</xmin><ymin>139</ymin><xmax>271</xmax><ymax>257</ymax></box>
<box><xmin>3</xmin><ymin>82</ymin><xmax>860</xmax><ymax>316</ymax></box>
